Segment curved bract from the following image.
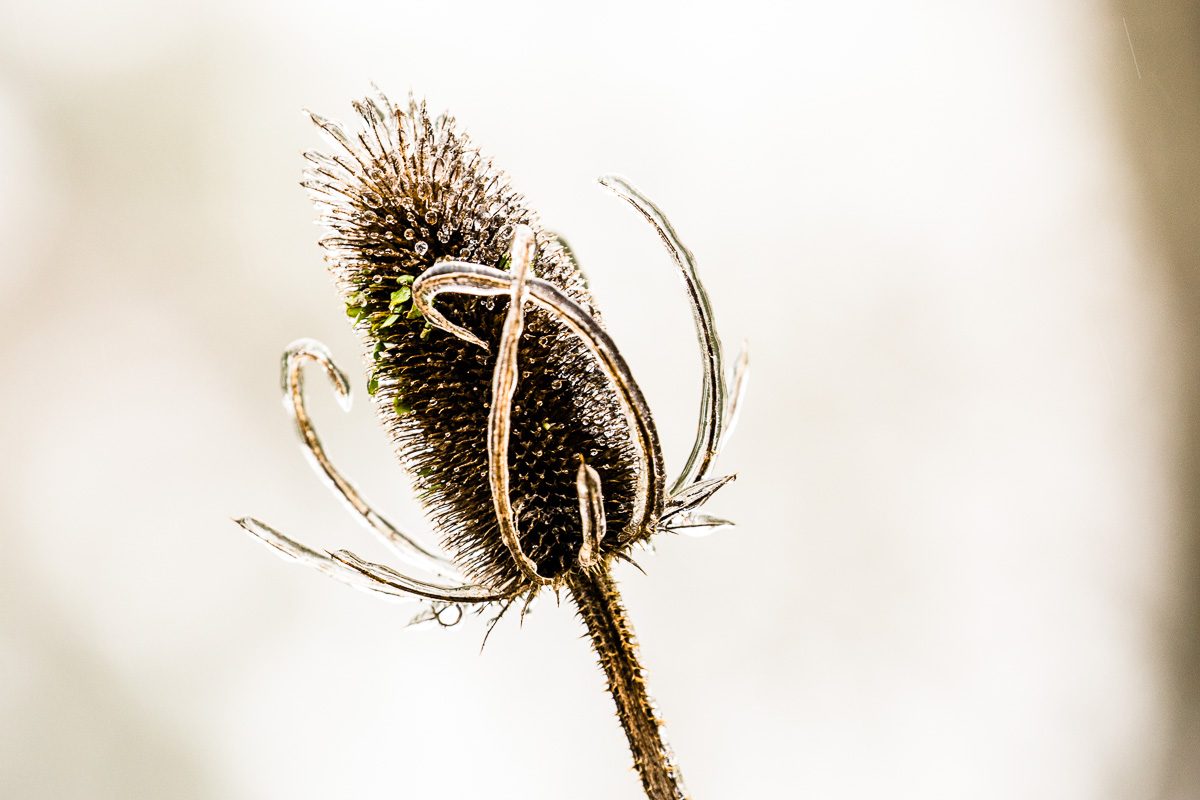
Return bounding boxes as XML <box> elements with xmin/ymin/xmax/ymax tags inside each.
<box><xmin>599</xmin><ymin>175</ymin><xmax>728</xmax><ymax>494</ymax></box>
<box><xmin>484</xmin><ymin>227</ymin><xmax>552</xmax><ymax>584</ymax></box>
<box><xmin>234</xmin><ymin>517</ymin><xmax>501</xmax><ymax>603</ymax></box>
<box><xmin>576</xmin><ymin>459</ymin><xmax>606</xmax><ymax>569</ymax></box>
<box><xmin>281</xmin><ymin>339</ymin><xmax>461</xmax><ymax>580</ymax></box>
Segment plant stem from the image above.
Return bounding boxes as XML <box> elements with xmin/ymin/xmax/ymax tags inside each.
<box><xmin>567</xmin><ymin>567</ymin><xmax>689</xmax><ymax>800</ymax></box>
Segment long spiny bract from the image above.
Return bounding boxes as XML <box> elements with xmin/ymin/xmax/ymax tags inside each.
<box><xmin>303</xmin><ymin>93</ymin><xmax>644</xmax><ymax>589</ymax></box>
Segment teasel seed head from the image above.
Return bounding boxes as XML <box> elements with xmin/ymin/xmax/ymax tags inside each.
<box><xmin>302</xmin><ymin>94</ymin><xmax>655</xmax><ymax>591</ymax></box>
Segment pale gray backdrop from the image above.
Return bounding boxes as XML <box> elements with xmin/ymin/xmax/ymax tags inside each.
<box><xmin>0</xmin><ymin>1</ymin><xmax>1195</xmax><ymax>798</ymax></box>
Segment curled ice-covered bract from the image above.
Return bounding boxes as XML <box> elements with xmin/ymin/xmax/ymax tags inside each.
<box><xmin>485</xmin><ymin>226</ymin><xmax>552</xmax><ymax>584</ymax></box>
<box><xmin>662</xmin><ymin>474</ymin><xmax>737</xmax><ymax>523</ymax></box>
<box><xmin>599</xmin><ymin>174</ymin><xmax>727</xmax><ymax>494</ymax></box>
<box><xmin>235</xmin><ymin>516</ymin><xmax>417</xmax><ymax>602</ymax></box>
<box><xmin>332</xmin><ymin>550</ymin><xmax>509</xmax><ymax>602</ymax></box>
<box><xmin>576</xmin><ymin>460</ymin><xmax>606</xmax><ymax>569</ymax></box>
<box><xmin>281</xmin><ymin>339</ymin><xmax>462</xmax><ymax>580</ymax></box>
<box><xmin>662</xmin><ymin>513</ymin><xmax>735</xmax><ymax>537</ymax></box>
<box><xmin>413</xmin><ymin>252</ymin><xmax>665</xmax><ymax>542</ymax></box>
<box><xmin>235</xmin><ymin>517</ymin><xmax>505</xmax><ymax>603</ymax></box>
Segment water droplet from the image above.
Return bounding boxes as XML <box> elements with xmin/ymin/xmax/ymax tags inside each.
<box><xmin>414</xmin><ymin>241</ymin><xmax>429</xmax><ymax>257</ymax></box>
<box><xmin>404</xmin><ymin>229</ymin><xmax>415</xmax><ymax>241</ymax></box>
<box><xmin>424</xmin><ymin>210</ymin><xmax>438</xmax><ymax>225</ymax></box>
<box><xmin>362</xmin><ymin>192</ymin><xmax>383</xmax><ymax>208</ymax></box>
<box><xmin>437</xmin><ymin>227</ymin><xmax>452</xmax><ymax>243</ymax></box>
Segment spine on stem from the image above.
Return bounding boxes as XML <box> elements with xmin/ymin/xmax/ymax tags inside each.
<box><xmin>567</xmin><ymin>568</ymin><xmax>689</xmax><ymax>800</ymax></box>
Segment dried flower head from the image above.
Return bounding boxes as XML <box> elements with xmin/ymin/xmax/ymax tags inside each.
<box><xmin>235</xmin><ymin>91</ymin><xmax>747</xmax><ymax>800</ymax></box>
<box><xmin>305</xmin><ymin>95</ymin><xmax>650</xmax><ymax>589</ymax></box>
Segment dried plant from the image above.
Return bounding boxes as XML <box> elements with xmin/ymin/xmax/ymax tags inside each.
<box><xmin>234</xmin><ymin>91</ymin><xmax>748</xmax><ymax>799</ymax></box>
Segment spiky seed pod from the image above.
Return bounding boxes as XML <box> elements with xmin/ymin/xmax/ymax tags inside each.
<box><xmin>302</xmin><ymin>95</ymin><xmax>656</xmax><ymax>590</ymax></box>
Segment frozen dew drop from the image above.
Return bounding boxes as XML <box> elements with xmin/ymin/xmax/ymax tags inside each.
<box><xmin>404</xmin><ymin>228</ymin><xmax>415</xmax><ymax>241</ymax></box>
<box><xmin>414</xmin><ymin>241</ymin><xmax>429</xmax><ymax>257</ymax></box>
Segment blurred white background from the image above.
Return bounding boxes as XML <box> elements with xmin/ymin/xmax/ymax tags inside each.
<box><xmin>1</xmin><ymin>1</ymin><xmax>1196</xmax><ymax>798</ymax></box>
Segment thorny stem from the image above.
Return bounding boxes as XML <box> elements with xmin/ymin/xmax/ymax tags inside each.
<box><xmin>567</xmin><ymin>567</ymin><xmax>688</xmax><ymax>800</ymax></box>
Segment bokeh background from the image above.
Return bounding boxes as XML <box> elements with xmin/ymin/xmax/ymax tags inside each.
<box><xmin>1</xmin><ymin>1</ymin><xmax>1197</xmax><ymax>798</ymax></box>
